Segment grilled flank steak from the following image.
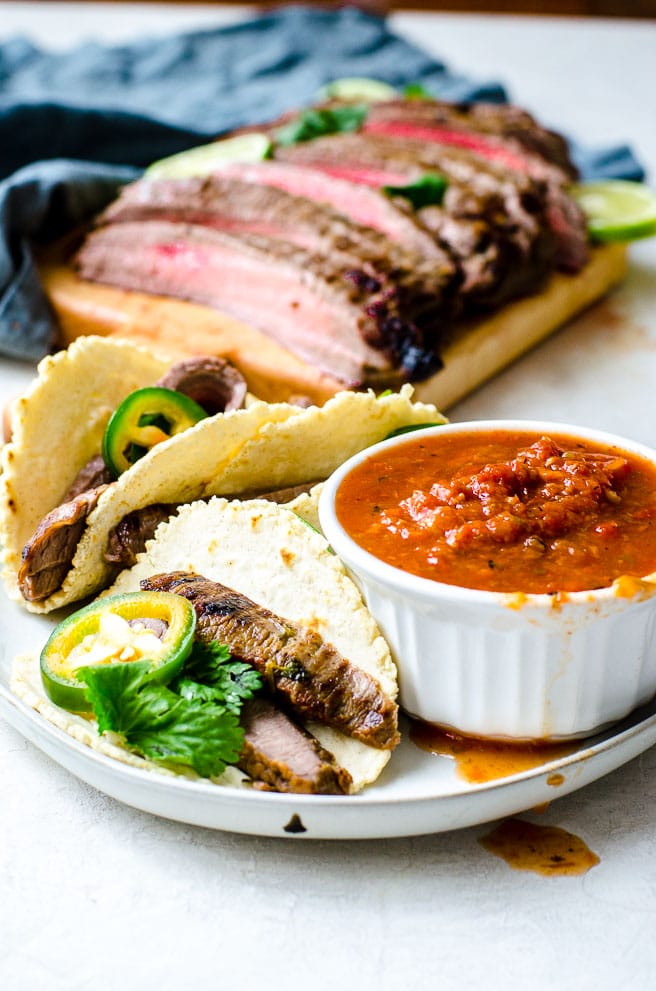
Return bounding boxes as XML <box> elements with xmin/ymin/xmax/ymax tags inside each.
<box><xmin>74</xmin><ymin>95</ymin><xmax>590</xmax><ymax>387</ymax></box>
<box><xmin>140</xmin><ymin>571</ymin><xmax>400</xmax><ymax>751</ymax></box>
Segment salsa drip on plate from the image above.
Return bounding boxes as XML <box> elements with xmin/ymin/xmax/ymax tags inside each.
<box><xmin>335</xmin><ymin>430</ymin><xmax>656</xmax><ymax>593</ymax></box>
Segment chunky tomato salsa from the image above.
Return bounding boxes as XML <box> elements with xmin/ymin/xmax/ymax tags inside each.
<box><xmin>334</xmin><ymin>429</ymin><xmax>656</xmax><ymax>594</ymax></box>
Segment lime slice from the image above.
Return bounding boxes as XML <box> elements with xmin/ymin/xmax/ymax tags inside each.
<box><xmin>316</xmin><ymin>76</ymin><xmax>398</xmax><ymax>103</ymax></box>
<box><xmin>571</xmin><ymin>179</ymin><xmax>656</xmax><ymax>243</ymax></box>
<box><xmin>145</xmin><ymin>133</ymin><xmax>272</xmax><ymax>179</ymax></box>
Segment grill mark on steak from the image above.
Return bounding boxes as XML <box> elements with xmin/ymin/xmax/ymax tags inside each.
<box><xmin>140</xmin><ymin>572</ymin><xmax>400</xmax><ymax>751</ymax></box>
<box><xmin>17</xmin><ymin>485</ymin><xmax>110</xmax><ymax>601</ymax></box>
<box><xmin>76</xmin><ymin>220</ymin><xmax>450</xmax><ymax>386</ymax></box>
<box><xmin>239</xmin><ymin>697</ymin><xmax>352</xmax><ymax>794</ymax></box>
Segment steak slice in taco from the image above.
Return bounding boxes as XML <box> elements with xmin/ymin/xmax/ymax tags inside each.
<box><xmin>2</xmin><ymin>336</ymin><xmax>444</xmax><ymax>614</ymax></box>
<box><xmin>12</xmin><ymin>498</ymin><xmax>399</xmax><ymax>793</ymax></box>
<box><xmin>141</xmin><ymin>571</ymin><xmax>399</xmax><ymax>750</ymax></box>
<box><xmin>106</xmin><ymin>497</ymin><xmax>400</xmax><ymax>790</ymax></box>
<box><xmin>239</xmin><ymin>697</ymin><xmax>353</xmax><ymax>794</ymax></box>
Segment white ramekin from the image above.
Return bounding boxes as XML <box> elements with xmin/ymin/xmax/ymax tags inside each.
<box><xmin>318</xmin><ymin>420</ymin><xmax>656</xmax><ymax>741</ymax></box>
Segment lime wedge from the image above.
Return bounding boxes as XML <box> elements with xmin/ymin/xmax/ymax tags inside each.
<box><xmin>316</xmin><ymin>77</ymin><xmax>398</xmax><ymax>103</ymax></box>
<box><xmin>145</xmin><ymin>133</ymin><xmax>272</xmax><ymax>179</ymax></box>
<box><xmin>571</xmin><ymin>179</ymin><xmax>656</xmax><ymax>243</ymax></box>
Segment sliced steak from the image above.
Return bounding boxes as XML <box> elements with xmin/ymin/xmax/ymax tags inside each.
<box><xmin>103</xmin><ymin>481</ymin><xmax>322</xmax><ymax>571</ymax></box>
<box><xmin>359</xmin><ymin>114</ymin><xmax>588</xmax><ymax>273</ymax></box>
<box><xmin>203</xmin><ymin>160</ymin><xmax>447</xmax><ymax>261</ymax></box>
<box><xmin>218</xmin><ymin>98</ymin><xmax>585</xmax><ymax>293</ymax></box>
<box><xmin>156</xmin><ymin>354</ymin><xmax>248</xmax><ymax>414</ymax></box>
<box><xmin>277</xmin><ymin>133</ymin><xmax>558</xmax><ymax>306</ymax></box>
<box><xmin>140</xmin><ymin>572</ymin><xmax>400</xmax><ymax>750</ymax></box>
<box><xmin>362</xmin><ymin>99</ymin><xmax>578</xmax><ymax>178</ymax></box>
<box><xmin>361</xmin><ymin>99</ymin><xmax>578</xmax><ymax>177</ymax></box>
<box><xmin>76</xmin><ymin>220</ymin><xmax>451</xmax><ymax>386</ymax></box>
<box><xmin>99</xmin><ymin>174</ymin><xmax>458</xmax><ymax>294</ymax></box>
<box><xmin>17</xmin><ymin>485</ymin><xmax>110</xmax><ymax>602</ymax></box>
<box><xmin>239</xmin><ymin>697</ymin><xmax>352</xmax><ymax>794</ymax></box>
<box><xmin>251</xmin><ymin>98</ymin><xmax>577</xmax><ymax>174</ymax></box>
<box><xmin>104</xmin><ymin>503</ymin><xmax>177</xmax><ymax>568</ymax></box>
<box><xmin>63</xmin><ymin>454</ymin><xmax>113</xmax><ymax>501</ymax></box>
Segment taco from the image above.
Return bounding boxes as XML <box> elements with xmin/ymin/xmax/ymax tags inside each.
<box><xmin>12</xmin><ymin>498</ymin><xmax>400</xmax><ymax>794</ymax></box>
<box><xmin>1</xmin><ymin>335</ymin><xmax>445</xmax><ymax>614</ymax></box>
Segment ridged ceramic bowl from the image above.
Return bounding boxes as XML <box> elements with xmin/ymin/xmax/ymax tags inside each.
<box><xmin>319</xmin><ymin>420</ymin><xmax>656</xmax><ymax>741</ymax></box>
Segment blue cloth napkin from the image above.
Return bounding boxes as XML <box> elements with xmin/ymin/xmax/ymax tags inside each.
<box><xmin>0</xmin><ymin>5</ymin><xmax>645</xmax><ymax>362</ymax></box>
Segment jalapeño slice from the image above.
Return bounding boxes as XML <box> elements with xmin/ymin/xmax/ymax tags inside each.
<box><xmin>40</xmin><ymin>591</ymin><xmax>197</xmax><ymax>713</ymax></box>
<box><xmin>102</xmin><ymin>386</ymin><xmax>208</xmax><ymax>477</ymax></box>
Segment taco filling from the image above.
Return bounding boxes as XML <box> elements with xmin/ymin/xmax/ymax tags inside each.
<box><xmin>16</xmin><ymin>353</ymin><xmax>249</xmax><ymax>602</ymax></box>
<box><xmin>2</xmin><ymin>336</ymin><xmax>444</xmax><ymax>614</ymax></box>
<box><xmin>141</xmin><ymin>571</ymin><xmax>399</xmax><ymax>750</ymax></box>
<box><xmin>12</xmin><ymin>498</ymin><xmax>400</xmax><ymax>794</ymax></box>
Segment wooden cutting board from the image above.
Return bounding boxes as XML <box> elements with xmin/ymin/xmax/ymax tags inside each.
<box><xmin>41</xmin><ymin>242</ymin><xmax>627</xmax><ymax>409</ymax></box>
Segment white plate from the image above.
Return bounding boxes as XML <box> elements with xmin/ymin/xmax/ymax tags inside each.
<box><xmin>2</xmin><ymin>590</ymin><xmax>656</xmax><ymax>839</ymax></box>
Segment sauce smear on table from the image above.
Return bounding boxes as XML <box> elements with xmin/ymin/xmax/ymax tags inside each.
<box><xmin>479</xmin><ymin>818</ymin><xmax>600</xmax><ymax>876</ymax></box>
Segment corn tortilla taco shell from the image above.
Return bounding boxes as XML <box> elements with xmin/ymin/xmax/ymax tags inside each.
<box><xmin>0</xmin><ymin>335</ymin><xmax>304</xmax><ymax>609</ymax></box>
<box><xmin>105</xmin><ymin>497</ymin><xmax>398</xmax><ymax>792</ymax></box>
<box><xmin>1</xmin><ymin>336</ymin><xmax>445</xmax><ymax>613</ymax></box>
<box><xmin>1</xmin><ymin>335</ymin><xmax>170</xmax><ymax>562</ymax></box>
<box><xmin>10</xmin><ymin>652</ymin><xmax>249</xmax><ymax>788</ymax></box>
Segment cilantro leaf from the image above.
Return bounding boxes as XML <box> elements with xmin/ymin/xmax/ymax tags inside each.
<box><xmin>275</xmin><ymin>104</ymin><xmax>368</xmax><ymax>146</ymax></box>
<box><xmin>78</xmin><ymin>660</ymin><xmax>157</xmax><ymax>735</ymax></box>
<box><xmin>174</xmin><ymin>641</ymin><xmax>262</xmax><ymax>714</ymax></box>
<box><xmin>127</xmin><ymin>698</ymin><xmax>244</xmax><ymax>779</ymax></box>
<box><xmin>403</xmin><ymin>82</ymin><xmax>434</xmax><ymax>100</ymax></box>
<box><xmin>179</xmin><ymin>640</ymin><xmax>232</xmax><ymax>682</ymax></box>
<box><xmin>382</xmin><ymin>172</ymin><xmax>448</xmax><ymax>209</ymax></box>
<box><xmin>78</xmin><ymin>661</ymin><xmax>244</xmax><ymax>778</ymax></box>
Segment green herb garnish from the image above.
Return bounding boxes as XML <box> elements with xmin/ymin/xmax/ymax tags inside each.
<box><xmin>382</xmin><ymin>172</ymin><xmax>448</xmax><ymax>210</ymax></box>
<box><xmin>172</xmin><ymin>641</ymin><xmax>261</xmax><ymax>715</ymax></box>
<box><xmin>403</xmin><ymin>83</ymin><xmax>434</xmax><ymax>100</ymax></box>
<box><xmin>275</xmin><ymin>104</ymin><xmax>368</xmax><ymax>146</ymax></box>
<box><xmin>78</xmin><ymin>641</ymin><xmax>262</xmax><ymax>778</ymax></box>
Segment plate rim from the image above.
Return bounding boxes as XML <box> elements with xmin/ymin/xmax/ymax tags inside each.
<box><xmin>3</xmin><ymin>673</ymin><xmax>656</xmax><ymax>836</ymax></box>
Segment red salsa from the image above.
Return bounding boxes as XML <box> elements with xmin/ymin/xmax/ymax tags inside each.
<box><xmin>334</xmin><ymin>429</ymin><xmax>656</xmax><ymax>594</ymax></box>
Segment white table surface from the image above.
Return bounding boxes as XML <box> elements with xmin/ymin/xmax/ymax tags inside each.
<box><xmin>1</xmin><ymin>5</ymin><xmax>656</xmax><ymax>991</ymax></box>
